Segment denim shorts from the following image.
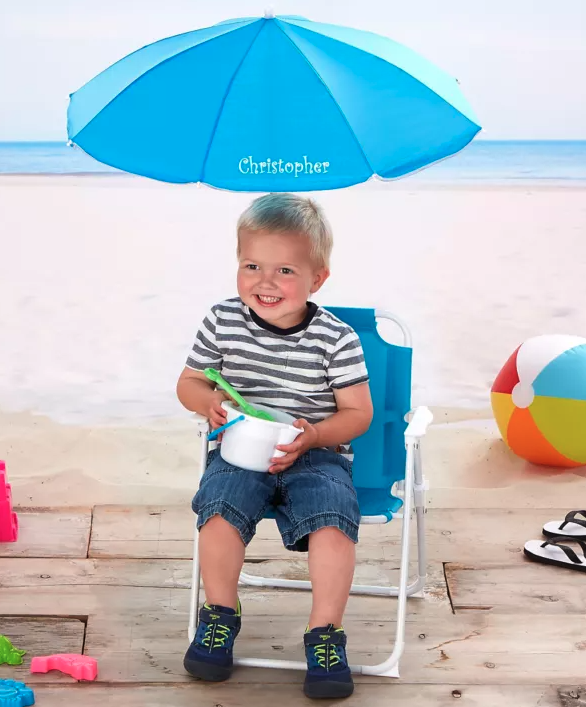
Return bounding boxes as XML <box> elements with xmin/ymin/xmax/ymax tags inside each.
<box><xmin>192</xmin><ymin>447</ymin><xmax>360</xmax><ymax>552</ymax></box>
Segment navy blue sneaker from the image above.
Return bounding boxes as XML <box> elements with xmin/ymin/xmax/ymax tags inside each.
<box><xmin>184</xmin><ymin>600</ymin><xmax>241</xmax><ymax>681</ymax></box>
<box><xmin>303</xmin><ymin>625</ymin><xmax>354</xmax><ymax>699</ymax></box>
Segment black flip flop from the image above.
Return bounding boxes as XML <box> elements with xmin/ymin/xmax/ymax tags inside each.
<box><xmin>524</xmin><ymin>535</ymin><xmax>586</xmax><ymax>572</ymax></box>
<box><xmin>542</xmin><ymin>510</ymin><xmax>586</xmax><ymax>540</ymax></box>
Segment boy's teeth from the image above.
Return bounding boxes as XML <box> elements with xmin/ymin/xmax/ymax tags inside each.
<box><xmin>258</xmin><ymin>295</ymin><xmax>281</xmax><ymax>303</ymax></box>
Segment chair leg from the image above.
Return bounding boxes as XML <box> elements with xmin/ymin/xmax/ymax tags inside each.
<box><xmin>188</xmin><ymin>517</ymin><xmax>201</xmax><ymax>643</ymax></box>
<box><xmin>187</xmin><ymin>424</ymin><xmax>208</xmax><ymax>644</ymax></box>
<box><xmin>413</xmin><ymin>443</ymin><xmax>428</xmax><ymax>596</ymax></box>
<box><xmin>360</xmin><ymin>437</ymin><xmax>418</xmax><ymax>678</ymax></box>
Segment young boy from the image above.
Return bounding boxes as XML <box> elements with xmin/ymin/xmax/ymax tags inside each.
<box><xmin>177</xmin><ymin>193</ymin><xmax>373</xmax><ymax>699</ymax></box>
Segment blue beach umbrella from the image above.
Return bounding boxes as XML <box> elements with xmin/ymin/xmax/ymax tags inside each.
<box><xmin>67</xmin><ymin>13</ymin><xmax>480</xmax><ymax>191</ymax></box>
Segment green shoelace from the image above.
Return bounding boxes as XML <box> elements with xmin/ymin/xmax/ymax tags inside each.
<box><xmin>202</xmin><ymin>621</ymin><xmax>232</xmax><ymax>649</ymax></box>
<box><xmin>310</xmin><ymin>627</ymin><xmax>345</xmax><ymax>669</ymax></box>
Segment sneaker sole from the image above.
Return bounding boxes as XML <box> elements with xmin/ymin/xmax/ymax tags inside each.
<box><xmin>183</xmin><ymin>656</ymin><xmax>232</xmax><ymax>682</ymax></box>
<box><xmin>304</xmin><ymin>679</ymin><xmax>355</xmax><ymax>699</ymax></box>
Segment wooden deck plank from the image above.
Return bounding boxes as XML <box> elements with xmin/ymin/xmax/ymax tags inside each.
<box><xmin>84</xmin><ymin>642</ymin><xmax>586</xmax><ymax>685</ymax></box>
<box><xmin>88</xmin><ymin>505</ymin><xmax>568</xmax><ymax>564</ymax></box>
<box><xmin>423</xmin><ymin>508</ymin><xmax>560</xmax><ymax>563</ymax></box>
<box><xmin>0</xmin><ymin>507</ymin><xmax>92</xmax><ymax>558</ymax></box>
<box><xmin>83</xmin><ymin>610</ymin><xmax>585</xmax><ymax>657</ymax></box>
<box><xmin>446</xmin><ymin>562</ymin><xmax>586</xmax><ymax>613</ymax></box>
<box><xmin>0</xmin><ymin>584</ymin><xmax>183</xmax><ymax>619</ymax></box>
<box><xmin>0</xmin><ymin>557</ymin><xmax>447</xmax><ymax>606</ymax></box>
<box><xmin>84</xmin><ymin>641</ymin><xmax>586</xmax><ymax>686</ymax></box>
<box><xmin>0</xmin><ymin>505</ymin><xmax>571</xmax><ymax>564</ymax></box>
<box><xmin>0</xmin><ymin>617</ymin><xmax>84</xmax><ymax>684</ymax></box>
<box><xmin>26</xmin><ymin>684</ymin><xmax>563</xmax><ymax>707</ymax></box>
<box><xmin>0</xmin><ymin>583</ymin><xmax>444</xmax><ymax>621</ymax></box>
<box><xmin>88</xmin><ymin>506</ymin><xmax>388</xmax><ymax>560</ymax></box>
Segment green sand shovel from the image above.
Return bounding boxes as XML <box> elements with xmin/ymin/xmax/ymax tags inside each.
<box><xmin>204</xmin><ymin>368</ymin><xmax>275</xmax><ymax>422</ymax></box>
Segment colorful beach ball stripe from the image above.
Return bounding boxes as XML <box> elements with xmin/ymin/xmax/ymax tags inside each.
<box><xmin>491</xmin><ymin>335</ymin><xmax>586</xmax><ymax>468</ymax></box>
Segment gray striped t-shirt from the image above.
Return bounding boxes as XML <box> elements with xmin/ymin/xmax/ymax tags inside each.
<box><xmin>186</xmin><ymin>298</ymin><xmax>369</xmax><ymax>459</ymax></box>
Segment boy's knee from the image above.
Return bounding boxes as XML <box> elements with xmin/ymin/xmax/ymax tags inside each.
<box><xmin>310</xmin><ymin>526</ymin><xmax>354</xmax><ymax>545</ymax></box>
<box><xmin>201</xmin><ymin>513</ymin><xmax>242</xmax><ymax>537</ymax></box>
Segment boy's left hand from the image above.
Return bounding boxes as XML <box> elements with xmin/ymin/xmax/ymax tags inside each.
<box><xmin>268</xmin><ymin>419</ymin><xmax>319</xmax><ymax>474</ymax></box>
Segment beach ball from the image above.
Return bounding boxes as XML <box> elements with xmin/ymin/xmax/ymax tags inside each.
<box><xmin>491</xmin><ymin>335</ymin><xmax>586</xmax><ymax>468</ymax></box>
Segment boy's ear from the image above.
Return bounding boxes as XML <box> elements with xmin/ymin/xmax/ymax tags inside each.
<box><xmin>310</xmin><ymin>267</ymin><xmax>330</xmax><ymax>294</ymax></box>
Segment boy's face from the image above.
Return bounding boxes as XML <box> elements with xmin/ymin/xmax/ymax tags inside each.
<box><xmin>237</xmin><ymin>229</ymin><xmax>329</xmax><ymax>329</ymax></box>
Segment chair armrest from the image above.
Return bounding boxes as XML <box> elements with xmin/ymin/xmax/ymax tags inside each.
<box><xmin>404</xmin><ymin>406</ymin><xmax>433</xmax><ymax>440</ymax></box>
<box><xmin>192</xmin><ymin>413</ymin><xmax>210</xmax><ymax>433</ymax></box>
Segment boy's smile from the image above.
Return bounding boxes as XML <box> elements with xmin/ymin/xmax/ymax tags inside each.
<box><xmin>237</xmin><ymin>229</ymin><xmax>329</xmax><ymax>330</ymax></box>
<box><xmin>255</xmin><ymin>294</ymin><xmax>282</xmax><ymax>307</ymax></box>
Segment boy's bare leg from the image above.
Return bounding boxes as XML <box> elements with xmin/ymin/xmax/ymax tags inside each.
<box><xmin>199</xmin><ymin>514</ymin><xmax>245</xmax><ymax>610</ymax></box>
<box><xmin>308</xmin><ymin>527</ymin><xmax>356</xmax><ymax>628</ymax></box>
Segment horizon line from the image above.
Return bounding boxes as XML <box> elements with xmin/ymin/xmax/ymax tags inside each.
<box><xmin>2</xmin><ymin>138</ymin><xmax>586</xmax><ymax>145</ymax></box>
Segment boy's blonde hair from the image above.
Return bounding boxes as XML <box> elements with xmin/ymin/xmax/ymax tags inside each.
<box><xmin>237</xmin><ymin>193</ymin><xmax>333</xmax><ymax>269</ymax></box>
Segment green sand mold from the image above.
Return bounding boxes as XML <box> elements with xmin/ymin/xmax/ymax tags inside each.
<box><xmin>0</xmin><ymin>636</ymin><xmax>26</xmax><ymax>665</ymax></box>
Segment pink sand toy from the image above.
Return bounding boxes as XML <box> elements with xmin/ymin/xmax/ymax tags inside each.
<box><xmin>0</xmin><ymin>461</ymin><xmax>18</xmax><ymax>543</ymax></box>
<box><xmin>30</xmin><ymin>654</ymin><xmax>98</xmax><ymax>681</ymax></box>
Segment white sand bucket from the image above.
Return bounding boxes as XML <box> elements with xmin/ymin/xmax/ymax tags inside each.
<box><xmin>219</xmin><ymin>401</ymin><xmax>302</xmax><ymax>472</ymax></box>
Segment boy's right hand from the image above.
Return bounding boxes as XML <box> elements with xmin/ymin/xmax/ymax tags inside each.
<box><xmin>208</xmin><ymin>391</ymin><xmax>229</xmax><ymax>429</ymax></box>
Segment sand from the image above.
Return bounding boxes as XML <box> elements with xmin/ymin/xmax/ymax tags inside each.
<box><xmin>1</xmin><ymin>176</ymin><xmax>585</xmax><ymax>507</ymax></box>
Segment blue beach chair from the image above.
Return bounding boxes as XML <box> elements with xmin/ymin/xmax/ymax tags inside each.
<box><xmin>187</xmin><ymin>308</ymin><xmax>433</xmax><ymax>678</ymax></box>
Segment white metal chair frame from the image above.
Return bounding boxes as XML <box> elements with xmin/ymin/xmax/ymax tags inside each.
<box><xmin>187</xmin><ymin>310</ymin><xmax>433</xmax><ymax>678</ymax></box>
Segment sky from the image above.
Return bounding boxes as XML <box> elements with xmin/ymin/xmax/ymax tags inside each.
<box><xmin>1</xmin><ymin>0</ymin><xmax>585</xmax><ymax>141</ymax></box>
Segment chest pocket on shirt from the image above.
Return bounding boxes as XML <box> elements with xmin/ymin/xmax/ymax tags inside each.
<box><xmin>284</xmin><ymin>350</ymin><xmax>327</xmax><ymax>388</ymax></box>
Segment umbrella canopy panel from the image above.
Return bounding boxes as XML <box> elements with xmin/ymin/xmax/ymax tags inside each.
<box><xmin>68</xmin><ymin>15</ymin><xmax>481</xmax><ymax>190</ymax></box>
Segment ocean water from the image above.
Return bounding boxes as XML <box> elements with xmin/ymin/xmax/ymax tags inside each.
<box><xmin>1</xmin><ymin>140</ymin><xmax>585</xmax><ymax>185</ymax></box>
